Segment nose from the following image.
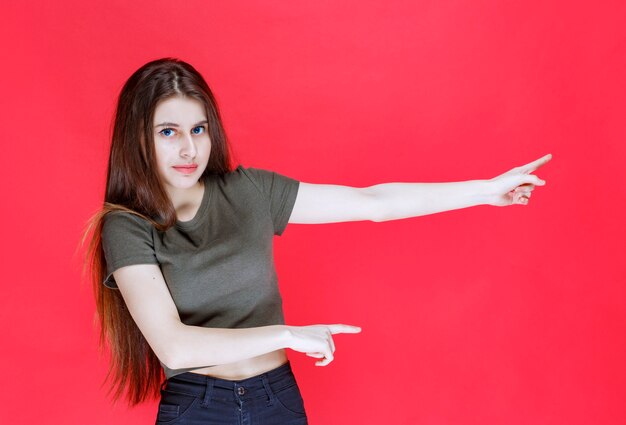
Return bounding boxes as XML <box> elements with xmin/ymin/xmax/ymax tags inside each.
<box><xmin>180</xmin><ymin>133</ymin><xmax>197</xmax><ymax>158</ymax></box>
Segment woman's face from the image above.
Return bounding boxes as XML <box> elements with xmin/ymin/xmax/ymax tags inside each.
<box><xmin>152</xmin><ymin>96</ymin><xmax>211</xmax><ymax>194</ymax></box>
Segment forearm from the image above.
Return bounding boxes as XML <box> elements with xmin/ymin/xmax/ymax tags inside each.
<box><xmin>366</xmin><ymin>179</ymin><xmax>492</xmax><ymax>221</ymax></box>
<box><xmin>167</xmin><ymin>323</ymin><xmax>291</xmax><ymax>370</ymax></box>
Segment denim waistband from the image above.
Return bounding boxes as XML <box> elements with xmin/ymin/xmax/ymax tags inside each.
<box><xmin>161</xmin><ymin>361</ymin><xmax>297</xmax><ymax>402</ymax></box>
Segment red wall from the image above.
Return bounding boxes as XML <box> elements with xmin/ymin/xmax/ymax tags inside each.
<box><xmin>2</xmin><ymin>1</ymin><xmax>625</xmax><ymax>424</ymax></box>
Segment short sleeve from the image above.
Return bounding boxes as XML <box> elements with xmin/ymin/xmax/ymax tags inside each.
<box><xmin>239</xmin><ymin>166</ymin><xmax>300</xmax><ymax>236</ymax></box>
<box><xmin>101</xmin><ymin>212</ymin><xmax>159</xmax><ymax>289</ymax></box>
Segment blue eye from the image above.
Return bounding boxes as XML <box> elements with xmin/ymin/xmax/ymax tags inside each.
<box><xmin>160</xmin><ymin>128</ymin><xmax>174</xmax><ymax>137</ymax></box>
<box><xmin>193</xmin><ymin>126</ymin><xmax>206</xmax><ymax>135</ymax></box>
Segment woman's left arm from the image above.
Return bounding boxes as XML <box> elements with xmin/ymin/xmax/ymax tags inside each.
<box><xmin>288</xmin><ymin>153</ymin><xmax>552</xmax><ymax>224</ymax></box>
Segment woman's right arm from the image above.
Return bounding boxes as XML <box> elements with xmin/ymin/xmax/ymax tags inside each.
<box><xmin>112</xmin><ymin>264</ymin><xmax>361</xmax><ymax>369</ymax></box>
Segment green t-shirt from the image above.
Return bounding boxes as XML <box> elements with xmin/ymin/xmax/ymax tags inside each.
<box><xmin>100</xmin><ymin>165</ymin><xmax>300</xmax><ymax>379</ymax></box>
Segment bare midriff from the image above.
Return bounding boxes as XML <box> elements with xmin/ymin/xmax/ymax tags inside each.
<box><xmin>186</xmin><ymin>349</ymin><xmax>289</xmax><ymax>380</ymax></box>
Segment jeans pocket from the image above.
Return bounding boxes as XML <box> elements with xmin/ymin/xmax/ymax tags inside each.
<box><xmin>156</xmin><ymin>389</ymin><xmax>200</xmax><ymax>424</ymax></box>
<box><xmin>273</xmin><ymin>383</ymin><xmax>307</xmax><ymax>416</ymax></box>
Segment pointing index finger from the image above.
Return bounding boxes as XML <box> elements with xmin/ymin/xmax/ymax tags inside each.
<box><xmin>521</xmin><ymin>153</ymin><xmax>552</xmax><ymax>173</ymax></box>
<box><xmin>328</xmin><ymin>324</ymin><xmax>362</xmax><ymax>334</ymax></box>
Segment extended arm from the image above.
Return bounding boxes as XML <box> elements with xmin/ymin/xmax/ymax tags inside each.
<box><xmin>289</xmin><ymin>154</ymin><xmax>551</xmax><ymax>224</ymax></box>
<box><xmin>289</xmin><ymin>180</ymin><xmax>491</xmax><ymax>224</ymax></box>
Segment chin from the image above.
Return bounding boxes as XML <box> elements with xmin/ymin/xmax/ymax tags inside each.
<box><xmin>165</xmin><ymin>176</ymin><xmax>201</xmax><ymax>190</ymax></box>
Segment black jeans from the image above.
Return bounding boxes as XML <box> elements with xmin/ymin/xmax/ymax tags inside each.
<box><xmin>156</xmin><ymin>361</ymin><xmax>308</xmax><ymax>424</ymax></box>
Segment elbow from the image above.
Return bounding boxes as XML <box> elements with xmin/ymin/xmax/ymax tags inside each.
<box><xmin>159</xmin><ymin>327</ymin><xmax>217</xmax><ymax>370</ymax></box>
<box><xmin>162</xmin><ymin>344</ymin><xmax>202</xmax><ymax>371</ymax></box>
<box><xmin>159</xmin><ymin>345</ymin><xmax>184</xmax><ymax>370</ymax></box>
<box><xmin>161</xmin><ymin>352</ymin><xmax>181</xmax><ymax>371</ymax></box>
<box><xmin>361</xmin><ymin>186</ymin><xmax>388</xmax><ymax>222</ymax></box>
<box><xmin>155</xmin><ymin>326</ymin><xmax>189</xmax><ymax>370</ymax></box>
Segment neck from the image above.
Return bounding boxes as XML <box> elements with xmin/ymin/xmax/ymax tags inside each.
<box><xmin>165</xmin><ymin>180</ymin><xmax>205</xmax><ymax>220</ymax></box>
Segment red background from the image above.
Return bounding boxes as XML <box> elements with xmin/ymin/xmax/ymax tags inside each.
<box><xmin>2</xmin><ymin>1</ymin><xmax>625</xmax><ymax>424</ymax></box>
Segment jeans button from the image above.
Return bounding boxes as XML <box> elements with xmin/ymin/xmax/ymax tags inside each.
<box><xmin>237</xmin><ymin>386</ymin><xmax>246</xmax><ymax>395</ymax></box>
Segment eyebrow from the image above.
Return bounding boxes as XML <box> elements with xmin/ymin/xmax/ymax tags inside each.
<box><xmin>154</xmin><ymin>120</ymin><xmax>209</xmax><ymax>128</ymax></box>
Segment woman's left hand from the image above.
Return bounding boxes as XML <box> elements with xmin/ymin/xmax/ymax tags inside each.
<box><xmin>485</xmin><ymin>153</ymin><xmax>552</xmax><ymax>207</ymax></box>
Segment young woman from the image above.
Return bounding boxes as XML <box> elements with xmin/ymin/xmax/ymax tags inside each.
<box><xmin>82</xmin><ymin>57</ymin><xmax>551</xmax><ymax>424</ymax></box>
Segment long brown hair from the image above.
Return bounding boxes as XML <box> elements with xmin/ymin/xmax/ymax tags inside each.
<box><xmin>79</xmin><ymin>57</ymin><xmax>234</xmax><ymax>406</ymax></box>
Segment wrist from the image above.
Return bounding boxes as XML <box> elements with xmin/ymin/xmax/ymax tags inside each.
<box><xmin>275</xmin><ymin>325</ymin><xmax>293</xmax><ymax>350</ymax></box>
<box><xmin>476</xmin><ymin>179</ymin><xmax>497</xmax><ymax>206</ymax></box>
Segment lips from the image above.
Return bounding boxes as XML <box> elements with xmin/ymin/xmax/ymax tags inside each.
<box><xmin>173</xmin><ymin>164</ymin><xmax>198</xmax><ymax>174</ymax></box>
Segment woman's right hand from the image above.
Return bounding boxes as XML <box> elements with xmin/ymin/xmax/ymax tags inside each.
<box><xmin>284</xmin><ymin>324</ymin><xmax>362</xmax><ymax>366</ymax></box>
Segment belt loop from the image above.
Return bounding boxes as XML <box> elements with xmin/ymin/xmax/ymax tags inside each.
<box><xmin>201</xmin><ymin>376</ymin><xmax>215</xmax><ymax>407</ymax></box>
<box><xmin>261</xmin><ymin>375</ymin><xmax>275</xmax><ymax>406</ymax></box>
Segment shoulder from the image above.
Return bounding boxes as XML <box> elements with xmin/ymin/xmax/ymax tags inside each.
<box><xmin>102</xmin><ymin>211</ymin><xmax>155</xmax><ymax>238</ymax></box>
<box><xmin>230</xmin><ymin>164</ymin><xmax>299</xmax><ymax>184</ymax></box>
<box><xmin>215</xmin><ymin>165</ymin><xmax>272</xmax><ymax>190</ymax></box>
<box><xmin>225</xmin><ymin>164</ymin><xmax>266</xmax><ymax>178</ymax></box>
<box><xmin>211</xmin><ymin>165</ymin><xmax>299</xmax><ymax>201</ymax></box>
<box><xmin>103</xmin><ymin>210</ymin><xmax>152</xmax><ymax>227</ymax></box>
